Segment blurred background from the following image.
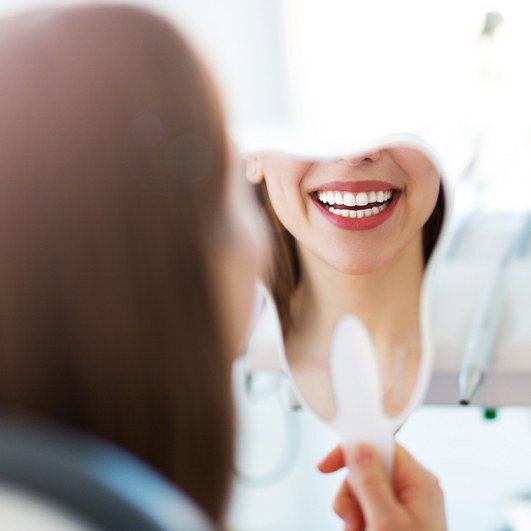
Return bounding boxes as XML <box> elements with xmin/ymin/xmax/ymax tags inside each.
<box><xmin>3</xmin><ymin>1</ymin><xmax>531</xmax><ymax>529</ymax></box>
<box><xmin>4</xmin><ymin>1</ymin><xmax>531</xmax><ymax>190</ymax></box>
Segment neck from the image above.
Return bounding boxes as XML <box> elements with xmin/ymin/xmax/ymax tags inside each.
<box><xmin>291</xmin><ymin>234</ymin><xmax>425</xmax><ymax>358</ymax></box>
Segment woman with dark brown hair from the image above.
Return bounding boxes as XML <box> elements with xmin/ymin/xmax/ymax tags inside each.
<box><xmin>0</xmin><ymin>4</ymin><xmax>445</xmax><ymax>530</ymax></box>
<box><xmin>0</xmin><ymin>4</ymin><xmax>260</xmax><ymax>524</ymax></box>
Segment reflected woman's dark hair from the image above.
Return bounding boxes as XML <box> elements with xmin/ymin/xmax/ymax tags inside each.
<box><xmin>0</xmin><ymin>5</ymin><xmax>232</xmax><ymax>523</ymax></box>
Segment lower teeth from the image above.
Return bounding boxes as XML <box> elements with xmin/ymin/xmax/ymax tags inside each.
<box><xmin>326</xmin><ymin>202</ymin><xmax>389</xmax><ymax>219</ymax></box>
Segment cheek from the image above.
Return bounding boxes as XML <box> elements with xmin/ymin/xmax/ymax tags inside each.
<box><xmin>263</xmin><ymin>176</ymin><xmax>309</xmax><ymax>242</ymax></box>
<box><xmin>264</xmin><ymin>176</ymin><xmax>293</xmax><ymax>211</ymax></box>
<box><xmin>406</xmin><ymin>176</ymin><xmax>441</xmax><ymax>230</ymax></box>
<box><xmin>227</xmin><ymin>227</ymin><xmax>262</xmax><ymax>354</ymax></box>
<box><xmin>209</xmin><ymin>207</ymin><xmax>263</xmax><ymax>359</ymax></box>
<box><xmin>261</xmin><ymin>160</ymin><xmax>310</xmax><ymax>230</ymax></box>
<box><xmin>216</xmin><ymin>244</ymin><xmax>257</xmax><ymax>359</ymax></box>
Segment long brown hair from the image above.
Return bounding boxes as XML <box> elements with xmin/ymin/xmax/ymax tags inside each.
<box><xmin>0</xmin><ymin>5</ymin><xmax>233</xmax><ymax>523</ymax></box>
<box><xmin>258</xmin><ymin>178</ymin><xmax>446</xmax><ymax>335</ymax></box>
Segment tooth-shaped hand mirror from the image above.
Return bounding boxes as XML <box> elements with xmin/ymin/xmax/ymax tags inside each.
<box><xmin>247</xmin><ymin>135</ymin><xmax>450</xmax><ymax>471</ymax></box>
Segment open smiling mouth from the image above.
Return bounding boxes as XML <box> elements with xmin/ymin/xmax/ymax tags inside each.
<box><xmin>310</xmin><ymin>184</ymin><xmax>401</xmax><ymax>231</ymax></box>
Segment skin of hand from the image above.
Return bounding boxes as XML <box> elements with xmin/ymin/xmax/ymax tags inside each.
<box><xmin>317</xmin><ymin>443</ymin><xmax>447</xmax><ymax>531</ymax></box>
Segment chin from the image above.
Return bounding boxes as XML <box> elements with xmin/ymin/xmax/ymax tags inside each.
<box><xmin>325</xmin><ymin>253</ymin><xmax>388</xmax><ymax>276</ymax></box>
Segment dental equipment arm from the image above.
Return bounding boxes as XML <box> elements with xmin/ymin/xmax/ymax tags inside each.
<box><xmin>458</xmin><ymin>214</ymin><xmax>531</xmax><ymax>405</ymax></box>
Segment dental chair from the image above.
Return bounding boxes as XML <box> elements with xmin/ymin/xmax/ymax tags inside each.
<box><xmin>0</xmin><ymin>418</ymin><xmax>212</xmax><ymax>530</ymax></box>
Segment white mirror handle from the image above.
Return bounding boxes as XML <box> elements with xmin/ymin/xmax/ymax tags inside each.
<box><xmin>329</xmin><ymin>316</ymin><xmax>396</xmax><ymax>475</ymax></box>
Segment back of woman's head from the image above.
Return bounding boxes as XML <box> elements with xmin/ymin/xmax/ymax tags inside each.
<box><xmin>0</xmin><ymin>4</ymin><xmax>233</xmax><ymax>522</ymax></box>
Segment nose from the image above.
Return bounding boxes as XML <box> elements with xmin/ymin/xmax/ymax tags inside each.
<box><xmin>342</xmin><ymin>150</ymin><xmax>381</xmax><ymax>166</ymax></box>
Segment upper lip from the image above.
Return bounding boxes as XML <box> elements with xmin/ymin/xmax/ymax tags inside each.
<box><xmin>308</xmin><ymin>180</ymin><xmax>400</xmax><ymax>194</ymax></box>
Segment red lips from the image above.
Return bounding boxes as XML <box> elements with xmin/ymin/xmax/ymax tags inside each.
<box><xmin>311</xmin><ymin>180</ymin><xmax>401</xmax><ymax>231</ymax></box>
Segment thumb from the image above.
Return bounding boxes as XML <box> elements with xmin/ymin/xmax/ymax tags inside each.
<box><xmin>345</xmin><ymin>444</ymin><xmax>399</xmax><ymax>524</ymax></box>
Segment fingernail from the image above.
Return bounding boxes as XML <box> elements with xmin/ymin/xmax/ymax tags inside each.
<box><xmin>353</xmin><ymin>445</ymin><xmax>374</xmax><ymax>465</ymax></box>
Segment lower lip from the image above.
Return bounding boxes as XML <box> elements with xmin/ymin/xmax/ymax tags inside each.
<box><xmin>312</xmin><ymin>192</ymin><xmax>401</xmax><ymax>231</ymax></box>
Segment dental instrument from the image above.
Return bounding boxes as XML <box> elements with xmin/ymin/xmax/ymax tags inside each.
<box><xmin>458</xmin><ymin>214</ymin><xmax>531</xmax><ymax>405</ymax></box>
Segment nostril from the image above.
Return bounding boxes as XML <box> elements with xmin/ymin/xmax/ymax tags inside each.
<box><xmin>343</xmin><ymin>151</ymin><xmax>381</xmax><ymax>166</ymax></box>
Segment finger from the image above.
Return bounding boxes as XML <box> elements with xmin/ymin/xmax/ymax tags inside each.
<box><xmin>393</xmin><ymin>444</ymin><xmax>432</xmax><ymax>491</ymax></box>
<box><xmin>332</xmin><ymin>478</ymin><xmax>364</xmax><ymax>528</ymax></box>
<box><xmin>393</xmin><ymin>444</ymin><xmax>442</xmax><ymax>503</ymax></box>
<box><xmin>345</xmin><ymin>444</ymin><xmax>399</xmax><ymax>524</ymax></box>
<box><xmin>317</xmin><ymin>444</ymin><xmax>345</xmax><ymax>473</ymax></box>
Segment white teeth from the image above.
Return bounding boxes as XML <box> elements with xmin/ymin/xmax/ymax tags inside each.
<box><xmin>343</xmin><ymin>192</ymin><xmax>356</xmax><ymax>206</ymax></box>
<box><xmin>356</xmin><ymin>192</ymin><xmax>368</xmax><ymax>206</ymax></box>
<box><xmin>316</xmin><ymin>189</ymin><xmax>394</xmax><ymax>204</ymax></box>
<box><xmin>317</xmin><ymin>188</ymin><xmax>395</xmax><ymax>220</ymax></box>
<box><xmin>326</xmin><ymin>200</ymin><xmax>390</xmax><ymax>219</ymax></box>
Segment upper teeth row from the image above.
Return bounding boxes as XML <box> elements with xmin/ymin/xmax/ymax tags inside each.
<box><xmin>317</xmin><ymin>190</ymin><xmax>392</xmax><ymax>206</ymax></box>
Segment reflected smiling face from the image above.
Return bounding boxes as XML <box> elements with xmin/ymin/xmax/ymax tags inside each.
<box><xmin>249</xmin><ymin>148</ymin><xmax>441</xmax><ymax>274</ymax></box>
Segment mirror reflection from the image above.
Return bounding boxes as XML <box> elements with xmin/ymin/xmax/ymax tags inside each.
<box><xmin>247</xmin><ymin>145</ymin><xmax>445</xmax><ymax>419</ymax></box>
